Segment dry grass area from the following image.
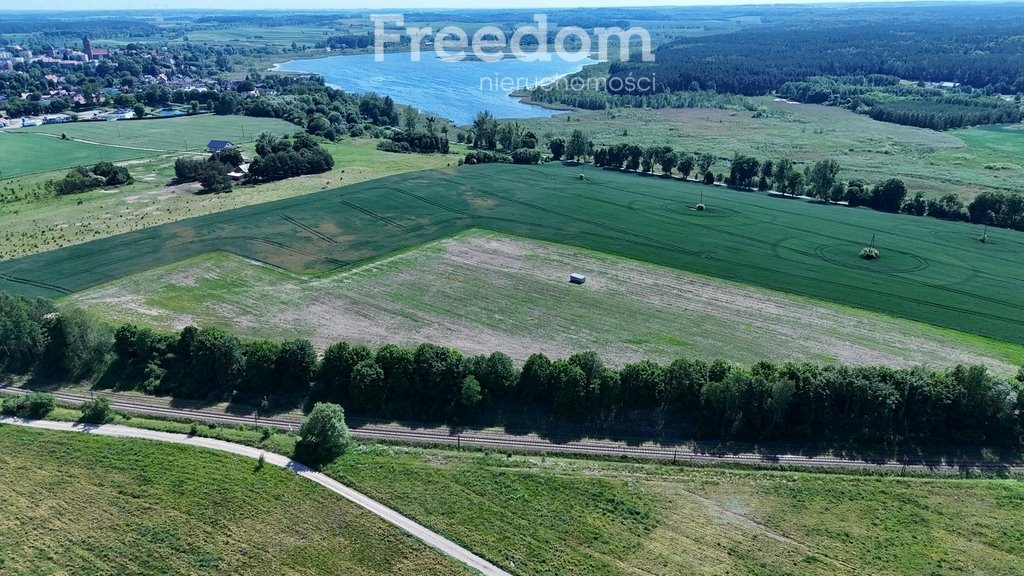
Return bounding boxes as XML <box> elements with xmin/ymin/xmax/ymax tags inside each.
<box><xmin>67</xmin><ymin>230</ymin><xmax>1019</xmax><ymax>372</ymax></box>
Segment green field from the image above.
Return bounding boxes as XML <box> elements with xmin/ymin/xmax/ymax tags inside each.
<box><xmin>329</xmin><ymin>444</ymin><xmax>1024</xmax><ymax>576</ymax></box>
<box><xmin>23</xmin><ymin>114</ymin><xmax>298</xmax><ymax>153</ymax></box>
<box><xmin>0</xmin><ymin>115</ymin><xmax>298</xmax><ymax>181</ymax></box>
<box><xmin>0</xmin><ymin>138</ymin><xmax>462</xmax><ymax>261</ymax></box>
<box><xmin>521</xmin><ymin>101</ymin><xmax>1024</xmax><ymax>200</ymax></box>
<box><xmin>0</xmin><ymin>131</ymin><xmax>154</xmax><ymax>178</ymax></box>
<box><xmin>0</xmin><ymin>425</ymin><xmax>467</xmax><ymax>575</ymax></box>
<box><xmin>2</xmin><ymin>162</ymin><xmax>1023</xmax><ymax>347</ymax></box>
<box><xmin>66</xmin><ymin>232</ymin><xmax>1021</xmax><ymax>371</ymax></box>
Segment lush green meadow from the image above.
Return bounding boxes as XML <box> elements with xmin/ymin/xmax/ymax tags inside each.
<box><xmin>24</xmin><ymin>114</ymin><xmax>298</xmax><ymax>153</ymax></box>
<box><xmin>0</xmin><ymin>425</ymin><xmax>467</xmax><ymax>576</ymax></box>
<box><xmin>521</xmin><ymin>100</ymin><xmax>1024</xmax><ymax>200</ymax></box>
<box><xmin>67</xmin><ymin>233</ymin><xmax>1021</xmax><ymax>371</ymax></box>
<box><xmin>330</xmin><ymin>444</ymin><xmax>1024</xmax><ymax>576</ymax></box>
<box><xmin>0</xmin><ymin>131</ymin><xmax>154</xmax><ymax>178</ymax></box>
<box><xmin>2</xmin><ymin>162</ymin><xmax>1021</xmax><ymax>346</ymax></box>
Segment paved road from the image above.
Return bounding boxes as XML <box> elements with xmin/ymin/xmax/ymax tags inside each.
<box><xmin>2</xmin><ymin>385</ymin><xmax>1021</xmax><ymax>475</ymax></box>
<box><xmin>0</xmin><ymin>416</ymin><xmax>511</xmax><ymax>576</ymax></box>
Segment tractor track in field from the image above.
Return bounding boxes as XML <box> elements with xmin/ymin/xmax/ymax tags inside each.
<box><xmin>279</xmin><ymin>212</ymin><xmax>340</xmax><ymax>244</ymax></box>
<box><xmin>3</xmin><ymin>385</ymin><xmax>1021</xmax><ymax>475</ymax></box>
<box><xmin>338</xmin><ymin>199</ymin><xmax>406</xmax><ymax>229</ymax></box>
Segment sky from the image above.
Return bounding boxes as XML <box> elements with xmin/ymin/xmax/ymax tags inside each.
<box><xmin>1</xmin><ymin>0</ymin><xmax>958</xmax><ymax>12</ymax></box>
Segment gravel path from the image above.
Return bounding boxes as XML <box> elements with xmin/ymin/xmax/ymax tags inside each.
<box><xmin>0</xmin><ymin>416</ymin><xmax>511</xmax><ymax>576</ymax></box>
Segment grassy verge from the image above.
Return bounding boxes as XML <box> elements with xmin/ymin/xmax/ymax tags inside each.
<box><xmin>328</xmin><ymin>444</ymin><xmax>1024</xmax><ymax>576</ymax></box>
<box><xmin>0</xmin><ymin>424</ymin><xmax>468</xmax><ymax>575</ymax></box>
<box><xmin>5</xmin><ymin>393</ymin><xmax>1023</xmax><ymax>575</ymax></box>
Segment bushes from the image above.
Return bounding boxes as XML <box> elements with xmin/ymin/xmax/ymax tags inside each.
<box><xmin>510</xmin><ymin>148</ymin><xmax>543</xmax><ymax>165</ymax></box>
<box><xmin>860</xmin><ymin>247</ymin><xmax>880</xmax><ymax>260</ymax></box>
<box><xmin>47</xmin><ymin>162</ymin><xmax>134</xmax><ymax>195</ymax></box>
<box><xmin>79</xmin><ymin>395</ymin><xmax>114</xmax><ymax>424</ymax></box>
<box><xmin>1</xmin><ymin>392</ymin><xmax>55</xmax><ymax>419</ymax></box>
<box><xmin>464</xmin><ymin>150</ymin><xmax>512</xmax><ymax>165</ymax></box>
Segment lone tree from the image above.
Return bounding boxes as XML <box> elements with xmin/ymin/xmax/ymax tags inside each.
<box><xmin>294</xmin><ymin>402</ymin><xmax>352</xmax><ymax>465</ymax></box>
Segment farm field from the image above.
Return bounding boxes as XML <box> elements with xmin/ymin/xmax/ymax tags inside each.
<box><xmin>0</xmin><ymin>115</ymin><xmax>297</xmax><ymax>181</ymax></box>
<box><xmin>2</xmin><ymin>162</ymin><xmax>1022</xmax><ymax>347</ymax></box>
<box><xmin>0</xmin><ymin>138</ymin><xmax>462</xmax><ymax>260</ymax></box>
<box><xmin>520</xmin><ymin>99</ymin><xmax>1024</xmax><ymax>200</ymax></box>
<box><xmin>67</xmin><ymin>232</ymin><xmax>1021</xmax><ymax>372</ymax></box>
<box><xmin>329</xmin><ymin>443</ymin><xmax>1024</xmax><ymax>576</ymax></box>
<box><xmin>0</xmin><ymin>130</ymin><xmax>154</xmax><ymax>178</ymax></box>
<box><xmin>22</xmin><ymin>114</ymin><xmax>297</xmax><ymax>153</ymax></box>
<box><xmin>0</xmin><ymin>425</ymin><xmax>468</xmax><ymax>576</ymax></box>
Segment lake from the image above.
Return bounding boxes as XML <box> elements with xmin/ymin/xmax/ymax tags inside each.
<box><xmin>274</xmin><ymin>52</ymin><xmax>590</xmax><ymax>125</ymax></box>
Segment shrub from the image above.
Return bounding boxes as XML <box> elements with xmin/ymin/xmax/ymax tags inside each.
<box><xmin>79</xmin><ymin>395</ymin><xmax>114</xmax><ymax>424</ymax></box>
<box><xmin>18</xmin><ymin>392</ymin><xmax>56</xmax><ymax>418</ymax></box>
<box><xmin>294</xmin><ymin>402</ymin><xmax>351</xmax><ymax>465</ymax></box>
<box><xmin>377</xmin><ymin>140</ymin><xmax>411</xmax><ymax>153</ymax></box>
<box><xmin>695</xmin><ymin>203</ymin><xmax>706</xmax><ymax>211</ymax></box>
<box><xmin>859</xmin><ymin>247</ymin><xmax>880</xmax><ymax>260</ymax></box>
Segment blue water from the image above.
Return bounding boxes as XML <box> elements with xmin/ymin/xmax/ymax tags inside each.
<box><xmin>275</xmin><ymin>52</ymin><xmax>589</xmax><ymax>126</ymax></box>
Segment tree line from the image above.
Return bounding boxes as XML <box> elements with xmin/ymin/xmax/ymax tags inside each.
<box><xmin>2</xmin><ymin>292</ymin><xmax>1022</xmax><ymax>449</ymax></box>
<box><xmin>617</xmin><ymin>6</ymin><xmax>1024</xmax><ymax>98</ymax></box>
<box><xmin>778</xmin><ymin>76</ymin><xmax>1022</xmax><ymax>130</ymax></box>
<box><xmin>585</xmin><ymin>139</ymin><xmax>1024</xmax><ymax>230</ymax></box>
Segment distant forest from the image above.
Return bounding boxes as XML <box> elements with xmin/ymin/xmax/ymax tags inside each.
<box><xmin>615</xmin><ymin>5</ymin><xmax>1024</xmax><ymax>96</ymax></box>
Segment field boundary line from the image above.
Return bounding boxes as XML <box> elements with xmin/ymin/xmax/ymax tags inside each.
<box><xmin>0</xmin><ymin>416</ymin><xmax>512</xmax><ymax>576</ymax></box>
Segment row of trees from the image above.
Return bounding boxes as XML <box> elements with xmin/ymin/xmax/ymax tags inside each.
<box><xmin>3</xmin><ymin>292</ymin><xmax>1023</xmax><ymax>448</ymax></box>
<box><xmin>586</xmin><ymin>140</ymin><xmax>1023</xmax><ymax>229</ymax></box>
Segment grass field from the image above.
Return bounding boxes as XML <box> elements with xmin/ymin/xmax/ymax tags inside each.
<box><xmin>0</xmin><ymin>115</ymin><xmax>298</xmax><ymax>181</ymax></box>
<box><xmin>0</xmin><ymin>425</ymin><xmax>467</xmax><ymax>575</ymax></box>
<box><xmin>22</xmin><ymin>114</ymin><xmax>298</xmax><ymax>154</ymax></box>
<box><xmin>66</xmin><ymin>231</ymin><xmax>1021</xmax><ymax>372</ymax></box>
<box><xmin>328</xmin><ymin>443</ymin><xmax>1024</xmax><ymax>576</ymax></box>
<box><xmin>2</xmin><ymin>162</ymin><xmax>1022</xmax><ymax>347</ymax></box>
<box><xmin>520</xmin><ymin>100</ymin><xmax>1024</xmax><ymax>200</ymax></box>
<box><xmin>0</xmin><ymin>138</ymin><xmax>462</xmax><ymax>260</ymax></box>
<box><xmin>0</xmin><ymin>131</ymin><xmax>154</xmax><ymax>178</ymax></box>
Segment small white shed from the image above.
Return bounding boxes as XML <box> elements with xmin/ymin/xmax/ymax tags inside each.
<box><xmin>569</xmin><ymin>273</ymin><xmax>587</xmax><ymax>285</ymax></box>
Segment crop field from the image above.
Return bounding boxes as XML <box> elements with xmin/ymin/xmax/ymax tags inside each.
<box><xmin>3</xmin><ymin>162</ymin><xmax>1024</xmax><ymax>346</ymax></box>
<box><xmin>23</xmin><ymin>114</ymin><xmax>298</xmax><ymax>153</ymax></box>
<box><xmin>1</xmin><ymin>162</ymin><xmax>1022</xmax><ymax>347</ymax></box>
<box><xmin>329</xmin><ymin>444</ymin><xmax>1024</xmax><ymax>576</ymax></box>
<box><xmin>0</xmin><ymin>138</ymin><xmax>462</xmax><ymax>260</ymax></box>
<box><xmin>0</xmin><ymin>131</ymin><xmax>154</xmax><ymax>178</ymax></box>
<box><xmin>0</xmin><ymin>425</ymin><xmax>467</xmax><ymax>575</ymax></box>
<box><xmin>67</xmin><ymin>232</ymin><xmax>1020</xmax><ymax>371</ymax></box>
<box><xmin>520</xmin><ymin>100</ymin><xmax>1024</xmax><ymax>200</ymax></box>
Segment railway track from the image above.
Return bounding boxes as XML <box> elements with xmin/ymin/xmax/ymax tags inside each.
<box><xmin>3</xmin><ymin>385</ymin><xmax>1021</xmax><ymax>474</ymax></box>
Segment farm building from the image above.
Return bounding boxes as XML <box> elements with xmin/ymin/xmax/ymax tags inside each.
<box><xmin>569</xmin><ymin>273</ymin><xmax>587</xmax><ymax>285</ymax></box>
<box><xmin>207</xmin><ymin>140</ymin><xmax>235</xmax><ymax>152</ymax></box>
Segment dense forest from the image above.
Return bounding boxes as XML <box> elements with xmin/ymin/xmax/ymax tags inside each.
<box><xmin>2</xmin><ymin>292</ymin><xmax>1022</xmax><ymax>449</ymax></box>
<box><xmin>618</xmin><ymin>6</ymin><xmax>1024</xmax><ymax>96</ymax></box>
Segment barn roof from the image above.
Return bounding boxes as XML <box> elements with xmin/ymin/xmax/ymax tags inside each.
<box><xmin>207</xmin><ymin>140</ymin><xmax>234</xmax><ymax>151</ymax></box>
